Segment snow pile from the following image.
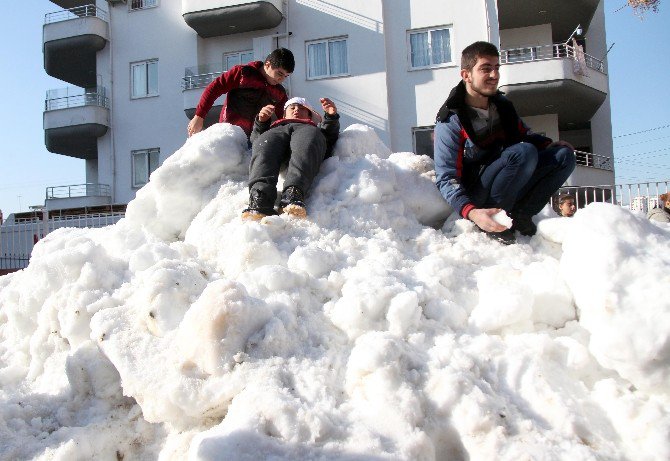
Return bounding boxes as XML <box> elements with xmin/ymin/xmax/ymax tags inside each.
<box><xmin>0</xmin><ymin>123</ymin><xmax>669</xmax><ymax>460</ymax></box>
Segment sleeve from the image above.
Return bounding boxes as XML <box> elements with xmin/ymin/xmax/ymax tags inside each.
<box><xmin>319</xmin><ymin>113</ymin><xmax>340</xmax><ymax>157</ymax></box>
<box><xmin>250</xmin><ymin>116</ymin><xmax>272</xmax><ymax>144</ymax></box>
<box><xmin>194</xmin><ymin>65</ymin><xmax>243</xmax><ymax>118</ymax></box>
<box><xmin>433</xmin><ymin>117</ymin><xmax>475</xmax><ymax>218</ymax></box>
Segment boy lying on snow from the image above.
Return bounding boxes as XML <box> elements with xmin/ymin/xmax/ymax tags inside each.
<box><xmin>242</xmin><ymin>96</ymin><xmax>340</xmax><ymax>220</ymax></box>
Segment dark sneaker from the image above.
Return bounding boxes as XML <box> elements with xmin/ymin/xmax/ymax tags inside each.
<box><xmin>279</xmin><ymin>186</ymin><xmax>307</xmax><ymax>218</ymax></box>
<box><xmin>511</xmin><ymin>213</ymin><xmax>537</xmax><ymax>236</ymax></box>
<box><xmin>241</xmin><ymin>189</ymin><xmax>276</xmax><ymax>220</ymax></box>
<box><xmin>484</xmin><ymin>228</ymin><xmax>516</xmax><ymax>245</ymax></box>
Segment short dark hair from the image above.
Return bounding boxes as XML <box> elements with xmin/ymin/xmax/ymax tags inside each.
<box><xmin>461</xmin><ymin>41</ymin><xmax>499</xmax><ymax>71</ymax></box>
<box><xmin>265</xmin><ymin>48</ymin><xmax>295</xmax><ymax>73</ymax></box>
<box><xmin>558</xmin><ymin>193</ymin><xmax>576</xmax><ymax>205</ymax></box>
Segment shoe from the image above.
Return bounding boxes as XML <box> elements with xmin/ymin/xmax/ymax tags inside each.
<box><xmin>484</xmin><ymin>228</ymin><xmax>516</xmax><ymax>245</ymax></box>
<box><xmin>241</xmin><ymin>189</ymin><xmax>276</xmax><ymax>220</ymax></box>
<box><xmin>279</xmin><ymin>186</ymin><xmax>307</xmax><ymax>218</ymax></box>
<box><xmin>510</xmin><ymin>213</ymin><xmax>537</xmax><ymax>236</ymax></box>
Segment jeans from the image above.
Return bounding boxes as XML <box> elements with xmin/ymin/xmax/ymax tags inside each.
<box><xmin>471</xmin><ymin>142</ymin><xmax>576</xmax><ymax>216</ymax></box>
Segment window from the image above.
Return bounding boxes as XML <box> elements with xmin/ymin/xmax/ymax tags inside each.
<box><xmin>412</xmin><ymin>127</ymin><xmax>435</xmax><ymax>158</ymax></box>
<box><xmin>130</xmin><ymin>0</ymin><xmax>158</xmax><ymax>10</ymax></box>
<box><xmin>223</xmin><ymin>50</ymin><xmax>255</xmax><ymax>71</ymax></box>
<box><xmin>131</xmin><ymin>60</ymin><xmax>158</xmax><ymax>98</ymax></box>
<box><xmin>306</xmin><ymin>37</ymin><xmax>349</xmax><ymax>79</ymax></box>
<box><xmin>408</xmin><ymin>27</ymin><xmax>452</xmax><ymax>69</ymax></box>
<box><xmin>132</xmin><ymin>148</ymin><xmax>160</xmax><ymax>188</ymax></box>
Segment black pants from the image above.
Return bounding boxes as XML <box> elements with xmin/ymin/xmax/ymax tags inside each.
<box><xmin>248</xmin><ymin>123</ymin><xmax>327</xmax><ymax>207</ymax></box>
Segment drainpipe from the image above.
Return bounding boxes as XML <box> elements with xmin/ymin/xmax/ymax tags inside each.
<box><xmin>285</xmin><ymin>0</ymin><xmax>291</xmax><ymax>95</ymax></box>
<box><xmin>107</xmin><ymin>4</ymin><xmax>116</xmax><ymax>203</ymax></box>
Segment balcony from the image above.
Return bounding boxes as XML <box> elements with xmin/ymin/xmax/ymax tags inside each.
<box><xmin>49</xmin><ymin>0</ymin><xmax>91</xmax><ymax>8</ymax></box>
<box><xmin>43</xmin><ymin>5</ymin><xmax>109</xmax><ymax>88</ymax></box>
<box><xmin>497</xmin><ymin>0</ymin><xmax>599</xmax><ymax>43</ymax></box>
<box><xmin>498</xmin><ymin>43</ymin><xmax>608</xmax><ymax>129</ymax></box>
<box><xmin>45</xmin><ymin>183</ymin><xmax>112</xmax><ymax>211</ymax></box>
<box><xmin>43</xmin><ymin>87</ymin><xmax>110</xmax><ymax>160</ymax></box>
<box><xmin>182</xmin><ymin>64</ymin><xmax>223</xmax><ymax>128</ymax></box>
<box><xmin>182</xmin><ymin>0</ymin><xmax>283</xmax><ymax>38</ymax></box>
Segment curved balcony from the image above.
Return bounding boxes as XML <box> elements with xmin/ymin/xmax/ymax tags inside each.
<box><xmin>497</xmin><ymin>0</ymin><xmax>599</xmax><ymax>42</ymax></box>
<box><xmin>498</xmin><ymin>43</ymin><xmax>608</xmax><ymax>129</ymax></box>
<box><xmin>43</xmin><ymin>87</ymin><xmax>110</xmax><ymax>160</ymax></box>
<box><xmin>43</xmin><ymin>5</ymin><xmax>109</xmax><ymax>88</ymax></box>
<box><xmin>49</xmin><ymin>0</ymin><xmax>91</xmax><ymax>8</ymax></box>
<box><xmin>182</xmin><ymin>64</ymin><xmax>223</xmax><ymax>128</ymax></box>
<box><xmin>182</xmin><ymin>0</ymin><xmax>283</xmax><ymax>38</ymax></box>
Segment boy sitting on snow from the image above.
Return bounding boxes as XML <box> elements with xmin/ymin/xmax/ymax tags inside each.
<box><xmin>242</xmin><ymin>97</ymin><xmax>340</xmax><ymax>220</ymax></box>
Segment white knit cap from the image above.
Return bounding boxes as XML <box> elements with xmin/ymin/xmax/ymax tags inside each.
<box><xmin>284</xmin><ymin>97</ymin><xmax>322</xmax><ymax>123</ymax></box>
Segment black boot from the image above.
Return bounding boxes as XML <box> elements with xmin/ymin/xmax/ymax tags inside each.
<box><xmin>279</xmin><ymin>186</ymin><xmax>307</xmax><ymax>218</ymax></box>
<box><xmin>242</xmin><ymin>189</ymin><xmax>276</xmax><ymax>221</ymax></box>
<box><xmin>510</xmin><ymin>213</ymin><xmax>537</xmax><ymax>236</ymax></box>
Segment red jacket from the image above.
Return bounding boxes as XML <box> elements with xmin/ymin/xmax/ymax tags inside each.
<box><xmin>195</xmin><ymin>61</ymin><xmax>288</xmax><ymax>137</ymax></box>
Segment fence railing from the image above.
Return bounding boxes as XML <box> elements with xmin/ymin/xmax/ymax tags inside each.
<box><xmin>45</xmin><ymin>4</ymin><xmax>108</xmax><ymax>24</ymax></box>
<box><xmin>552</xmin><ymin>180</ymin><xmax>670</xmax><ymax>212</ymax></box>
<box><xmin>45</xmin><ymin>87</ymin><xmax>109</xmax><ymax>111</ymax></box>
<box><xmin>500</xmin><ymin>43</ymin><xmax>606</xmax><ymax>74</ymax></box>
<box><xmin>574</xmin><ymin>150</ymin><xmax>613</xmax><ymax>171</ymax></box>
<box><xmin>46</xmin><ymin>183</ymin><xmax>112</xmax><ymax>200</ymax></box>
<box><xmin>183</xmin><ymin>63</ymin><xmax>223</xmax><ymax>90</ymax></box>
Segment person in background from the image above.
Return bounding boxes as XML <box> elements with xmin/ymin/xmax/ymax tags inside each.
<box><xmin>187</xmin><ymin>48</ymin><xmax>294</xmax><ymax>140</ymax></box>
<box><xmin>647</xmin><ymin>192</ymin><xmax>670</xmax><ymax>223</ymax></box>
<box><xmin>558</xmin><ymin>193</ymin><xmax>577</xmax><ymax>217</ymax></box>
<box><xmin>242</xmin><ymin>97</ymin><xmax>340</xmax><ymax>220</ymax></box>
<box><xmin>433</xmin><ymin>41</ymin><xmax>576</xmax><ymax>244</ymax></box>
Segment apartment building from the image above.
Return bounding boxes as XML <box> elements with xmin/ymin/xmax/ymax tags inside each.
<box><xmin>42</xmin><ymin>0</ymin><xmax>614</xmax><ymax>209</ymax></box>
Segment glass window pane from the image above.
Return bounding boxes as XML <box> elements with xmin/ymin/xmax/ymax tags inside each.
<box><xmin>147</xmin><ymin>61</ymin><xmax>158</xmax><ymax>95</ymax></box>
<box><xmin>133</xmin><ymin>153</ymin><xmax>148</xmax><ymax>186</ymax></box>
<box><xmin>131</xmin><ymin>63</ymin><xmax>147</xmax><ymax>98</ymax></box>
<box><xmin>224</xmin><ymin>54</ymin><xmax>240</xmax><ymax>71</ymax></box>
<box><xmin>307</xmin><ymin>42</ymin><xmax>328</xmax><ymax>78</ymax></box>
<box><xmin>241</xmin><ymin>51</ymin><xmax>254</xmax><ymax>64</ymax></box>
<box><xmin>431</xmin><ymin>29</ymin><xmax>451</xmax><ymax>64</ymax></box>
<box><xmin>410</xmin><ymin>32</ymin><xmax>429</xmax><ymax>67</ymax></box>
<box><xmin>328</xmin><ymin>40</ymin><xmax>348</xmax><ymax>75</ymax></box>
<box><xmin>149</xmin><ymin>150</ymin><xmax>160</xmax><ymax>173</ymax></box>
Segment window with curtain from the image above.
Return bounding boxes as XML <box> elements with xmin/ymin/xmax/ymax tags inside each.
<box><xmin>408</xmin><ymin>27</ymin><xmax>452</xmax><ymax>69</ymax></box>
<box><xmin>306</xmin><ymin>37</ymin><xmax>349</xmax><ymax>79</ymax></box>
<box><xmin>131</xmin><ymin>60</ymin><xmax>158</xmax><ymax>98</ymax></box>
<box><xmin>132</xmin><ymin>148</ymin><xmax>160</xmax><ymax>188</ymax></box>
<box><xmin>223</xmin><ymin>50</ymin><xmax>255</xmax><ymax>71</ymax></box>
<box><xmin>130</xmin><ymin>0</ymin><xmax>158</xmax><ymax>11</ymax></box>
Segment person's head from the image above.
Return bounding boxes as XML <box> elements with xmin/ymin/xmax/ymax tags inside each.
<box><xmin>263</xmin><ymin>48</ymin><xmax>295</xmax><ymax>85</ymax></box>
<box><xmin>558</xmin><ymin>194</ymin><xmax>577</xmax><ymax>217</ymax></box>
<box><xmin>283</xmin><ymin>97</ymin><xmax>322</xmax><ymax>123</ymax></box>
<box><xmin>660</xmin><ymin>192</ymin><xmax>670</xmax><ymax>210</ymax></box>
<box><xmin>460</xmin><ymin>41</ymin><xmax>500</xmax><ymax>98</ymax></box>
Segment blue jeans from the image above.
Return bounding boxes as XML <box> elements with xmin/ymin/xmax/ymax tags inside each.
<box><xmin>471</xmin><ymin>143</ymin><xmax>576</xmax><ymax>216</ymax></box>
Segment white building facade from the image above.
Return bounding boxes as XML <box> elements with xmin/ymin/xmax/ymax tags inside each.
<box><xmin>42</xmin><ymin>0</ymin><xmax>614</xmax><ymax>208</ymax></box>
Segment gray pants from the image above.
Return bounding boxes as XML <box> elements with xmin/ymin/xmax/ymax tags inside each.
<box><xmin>249</xmin><ymin>123</ymin><xmax>327</xmax><ymax>207</ymax></box>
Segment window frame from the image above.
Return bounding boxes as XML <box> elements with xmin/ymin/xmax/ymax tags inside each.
<box><xmin>130</xmin><ymin>59</ymin><xmax>159</xmax><ymax>99</ymax></box>
<box><xmin>131</xmin><ymin>148</ymin><xmax>160</xmax><ymax>188</ymax></box>
<box><xmin>129</xmin><ymin>0</ymin><xmax>159</xmax><ymax>11</ymax></box>
<box><xmin>411</xmin><ymin>126</ymin><xmax>436</xmax><ymax>158</ymax></box>
<box><xmin>222</xmin><ymin>50</ymin><xmax>255</xmax><ymax>72</ymax></box>
<box><xmin>305</xmin><ymin>36</ymin><xmax>350</xmax><ymax>80</ymax></box>
<box><xmin>406</xmin><ymin>26</ymin><xmax>455</xmax><ymax>71</ymax></box>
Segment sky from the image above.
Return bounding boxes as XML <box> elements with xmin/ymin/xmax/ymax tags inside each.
<box><xmin>1</xmin><ymin>121</ymin><xmax>669</xmax><ymax>459</ymax></box>
<box><xmin>0</xmin><ymin>0</ymin><xmax>668</xmax><ymax>216</ymax></box>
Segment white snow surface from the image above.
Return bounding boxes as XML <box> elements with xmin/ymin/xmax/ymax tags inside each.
<box><xmin>1</xmin><ymin>123</ymin><xmax>669</xmax><ymax>460</ymax></box>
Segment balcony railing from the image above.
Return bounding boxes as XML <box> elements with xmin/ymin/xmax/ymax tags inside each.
<box><xmin>46</xmin><ymin>183</ymin><xmax>112</xmax><ymax>200</ymax></box>
<box><xmin>554</xmin><ymin>180</ymin><xmax>670</xmax><ymax>211</ymax></box>
<box><xmin>182</xmin><ymin>63</ymin><xmax>223</xmax><ymax>90</ymax></box>
<box><xmin>574</xmin><ymin>150</ymin><xmax>613</xmax><ymax>171</ymax></box>
<box><xmin>45</xmin><ymin>87</ymin><xmax>109</xmax><ymax>111</ymax></box>
<box><xmin>500</xmin><ymin>43</ymin><xmax>606</xmax><ymax>74</ymax></box>
<box><xmin>44</xmin><ymin>4</ymin><xmax>108</xmax><ymax>24</ymax></box>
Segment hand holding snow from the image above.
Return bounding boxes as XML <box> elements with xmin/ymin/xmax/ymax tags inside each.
<box><xmin>1</xmin><ymin>123</ymin><xmax>669</xmax><ymax>460</ymax></box>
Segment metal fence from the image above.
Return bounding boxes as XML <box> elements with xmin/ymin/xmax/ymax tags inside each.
<box><xmin>574</xmin><ymin>150</ymin><xmax>613</xmax><ymax>171</ymax></box>
<box><xmin>46</xmin><ymin>184</ymin><xmax>112</xmax><ymax>200</ymax></box>
<box><xmin>45</xmin><ymin>87</ymin><xmax>109</xmax><ymax>111</ymax></box>
<box><xmin>500</xmin><ymin>43</ymin><xmax>606</xmax><ymax>74</ymax></box>
<box><xmin>552</xmin><ymin>180</ymin><xmax>670</xmax><ymax>213</ymax></box>
<box><xmin>45</xmin><ymin>4</ymin><xmax>108</xmax><ymax>24</ymax></box>
<box><xmin>182</xmin><ymin>63</ymin><xmax>223</xmax><ymax>90</ymax></box>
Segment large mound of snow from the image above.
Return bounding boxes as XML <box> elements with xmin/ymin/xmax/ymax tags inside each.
<box><xmin>1</xmin><ymin>123</ymin><xmax>669</xmax><ymax>460</ymax></box>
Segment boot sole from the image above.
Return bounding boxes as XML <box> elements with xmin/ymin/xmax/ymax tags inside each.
<box><xmin>281</xmin><ymin>204</ymin><xmax>307</xmax><ymax>219</ymax></box>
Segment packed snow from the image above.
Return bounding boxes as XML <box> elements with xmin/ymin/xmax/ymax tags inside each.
<box><xmin>0</xmin><ymin>123</ymin><xmax>669</xmax><ymax>460</ymax></box>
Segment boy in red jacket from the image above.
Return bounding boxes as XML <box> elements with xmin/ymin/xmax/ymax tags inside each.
<box><xmin>187</xmin><ymin>48</ymin><xmax>294</xmax><ymax>139</ymax></box>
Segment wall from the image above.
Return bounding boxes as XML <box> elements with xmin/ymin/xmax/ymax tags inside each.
<box><xmin>499</xmin><ymin>24</ymin><xmax>553</xmax><ymax>49</ymax></box>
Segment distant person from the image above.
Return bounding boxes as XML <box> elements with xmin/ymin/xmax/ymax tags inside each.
<box><xmin>647</xmin><ymin>192</ymin><xmax>670</xmax><ymax>223</ymax></box>
<box><xmin>242</xmin><ymin>97</ymin><xmax>340</xmax><ymax>220</ymax></box>
<box><xmin>558</xmin><ymin>193</ymin><xmax>577</xmax><ymax>217</ymax></box>
<box><xmin>187</xmin><ymin>48</ymin><xmax>294</xmax><ymax>139</ymax></box>
<box><xmin>433</xmin><ymin>41</ymin><xmax>576</xmax><ymax>244</ymax></box>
